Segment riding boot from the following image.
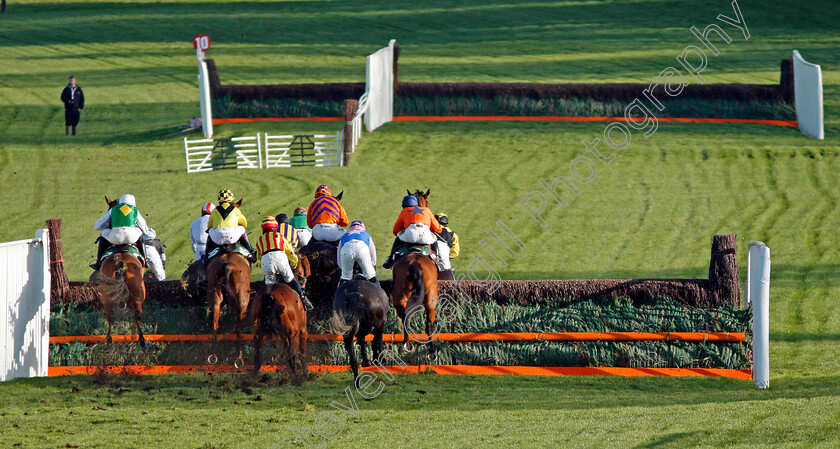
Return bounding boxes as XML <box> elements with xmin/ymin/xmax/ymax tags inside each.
<box><xmin>238</xmin><ymin>234</ymin><xmax>258</xmax><ymax>263</ymax></box>
<box><xmin>287</xmin><ymin>278</ymin><xmax>313</xmax><ymax>311</ymax></box>
<box><xmin>382</xmin><ymin>237</ymin><xmax>402</xmax><ymax>269</ymax></box>
<box><xmin>136</xmin><ymin>238</ymin><xmax>147</xmax><ymax>266</ymax></box>
<box><xmin>71</xmin><ymin>125</ymin><xmax>77</xmax><ymax>136</ymax></box>
<box><xmin>203</xmin><ymin>238</ymin><xmax>218</xmax><ymax>265</ymax></box>
<box><xmin>90</xmin><ymin>236</ymin><xmax>109</xmax><ymax>270</ymax></box>
<box><xmin>368</xmin><ymin>276</ymin><xmax>381</xmax><ymax>288</ymax></box>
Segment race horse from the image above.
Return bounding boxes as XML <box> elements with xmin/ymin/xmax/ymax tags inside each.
<box><xmin>331</xmin><ymin>279</ymin><xmax>389</xmax><ymax>380</ymax></box>
<box><xmin>206</xmin><ymin>199</ymin><xmax>253</xmax><ymax>368</ymax></box>
<box><xmin>390</xmin><ymin>189</ymin><xmax>440</xmax><ymax>360</ymax></box>
<box><xmin>298</xmin><ymin>190</ymin><xmax>344</xmax><ymax>316</ymax></box>
<box><xmin>251</xmin><ymin>281</ymin><xmax>308</xmax><ymax>379</ymax></box>
<box><xmin>89</xmin><ymin>196</ymin><xmax>147</xmax><ymax>348</ymax></box>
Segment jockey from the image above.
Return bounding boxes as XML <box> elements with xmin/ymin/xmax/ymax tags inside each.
<box><xmin>92</xmin><ymin>193</ymin><xmax>149</xmax><ymax>270</ymax></box>
<box><xmin>434</xmin><ymin>213</ymin><xmax>460</xmax><ymax>276</ymax></box>
<box><xmin>142</xmin><ymin>227</ymin><xmax>166</xmax><ymax>281</ymax></box>
<box><xmin>275</xmin><ymin>213</ymin><xmax>301</xmax><ymax>252</ymax></box>
<box><xmin>206</xmin><ymin>189</ymin><xmax>257</xmax><ymax>263</ymax></box>
<box><xmin>337</xmin><ymin>220</ymin><xmax>378</xmax><ymax>286</ymax></box>
<box><xmin>290</xmin><ymin>207</ymin><xmax>312</xmax><ymax>248</ymax></box>
<box><xmin>382</xmin><ymin>194</ymin><xmax>442</xmax><ymax>269</ymax></box>
<box><xmin>256</xmin><ymin>216</ymin><xmax>313</xmax><ymax>311</ymax></box>
<box><xmin>307</xmin><ymin>185</ymin><xmax>348</xmax><ymax>243</ymax></box>
<box><xmin>190</xmin><ymin>202</ymin><xmax>215</xmax><ymax>261</ymax></box>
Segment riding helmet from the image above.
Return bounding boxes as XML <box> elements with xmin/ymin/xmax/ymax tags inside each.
<box><xmin>275</xmin><ymin>213</ymin><xmax>291</xmax><ymax>224</ymax></box>
<box><xmin>402</xmin><ymin>195</ymin><xmax>419</xmax><ymax>208</ymax></box>
<box><xmin>293</xmin><ymin>207</ymin><xmax>307</xmax><ymax>217</ymax></box>
<box><xmin>218</xmin><ymin>189</ymin><xmax>234</xmax><ymax>203</ymax></box>
<box><xmin>315</xmin><ymin>185</ymin><xmax>331</xmax><ymax>197</ymax></box>
<box><xmin>436</xmin><ymin>213</ymin><xmax>449</xmax><ymax>226</ymax></box>
<box><xmin>261</xmin><ymin>216</ymin><xmax>279</xmax><ymax>230</ymax></box>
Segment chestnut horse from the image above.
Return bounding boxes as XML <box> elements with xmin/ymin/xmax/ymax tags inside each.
<box><xmin>89</xmin><ymin>196</ymin><xmax>147</xmax><ymax>348</ymax></box>
<box><xmin>390</xmin><ymin>189</ymin><xmax>440</xmax><ymax>360</ymax></box>
<box><xmin>251</xmin><ymin>282</ymin><xmax>308</xmax><ymax>378</ymax></box>
<box><xmin>206</xmin><ymin>199</ymin><xmax>253</xmax><ymax>368</ymax></box>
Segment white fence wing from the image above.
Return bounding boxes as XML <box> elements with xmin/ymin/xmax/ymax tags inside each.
<box><xmin>364</xmin><ymin>40</ymin><xmax>395</xmax><ymax>132</ymax></box>
<box><xmin>792</xmin><ymin>50</ymin><xmax>824</xmax><ymax>140</ymax></box>
<box><xmin>1</xmin><ymin>230</ymin><xmax>51</xmax><ymax>382</ymax></box>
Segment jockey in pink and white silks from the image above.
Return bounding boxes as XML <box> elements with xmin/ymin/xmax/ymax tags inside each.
<box><xmin>337</xmin><ymin>221</ymin><xmax>379</xmax><ymax>286</ymax></box>
<box><xmin>142</xmin><ymin>227</ymin><xmax>166</xmax><ymax>281</ymax></box>
<box><xmin>190</xmin><ymin>202</ymin><xmax>215</xmax><ymax>261</ymax></box>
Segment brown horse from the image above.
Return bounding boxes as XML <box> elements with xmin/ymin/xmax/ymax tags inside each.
<box><xmin>206</xmin><ymin>199</ymin><xmax>253</xmax><ymax>368</ymax></box>
<box><xmin>251</xmin><ymin>282</ymin><xmax>308</xmax><ymax>378</ymax></box>
<box><xmin>89</xmin><ymin>196</ymin><xmax>147</xmax><ymax>348</ymax></box>
<box><xmin>390</xmin><ymin>189</ymin><xmax>440</xmax><ymax>360</ymax></box>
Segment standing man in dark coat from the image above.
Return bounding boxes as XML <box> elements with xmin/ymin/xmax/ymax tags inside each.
<box><xmin>60</xmin><ymin>76</ymin><xmax>84</xmax><ymax>135</ymax></box>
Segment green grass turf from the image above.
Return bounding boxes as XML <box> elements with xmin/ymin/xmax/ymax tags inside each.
<box><xmin>2</xmin><ymin>372</ymin><xmax>840</xmax><ymax>448</ymax></box>
<box><xmin>2</xmin><ymin>0</ymin><xmax>840</xmax><ymax>447</ymax></box>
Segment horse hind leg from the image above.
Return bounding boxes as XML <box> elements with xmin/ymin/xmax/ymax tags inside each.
<box><xmin>344</xmin><ymin>334</ymin><xmax>358</xmax><ymax>380</ymax></box>
<box><xmin>426</xmin><ymin>308</ymin><xmax>437</xmax><ymax>362</ymax></box>
<box><xmin>251</xmin><ymin>294</ymin><xmax>263</xmax><ymax>376</ymax></box>
<box><xmin>359</xmin><ymin>335</ymin><xmax>370</xmax><ymax>367</ymax></box>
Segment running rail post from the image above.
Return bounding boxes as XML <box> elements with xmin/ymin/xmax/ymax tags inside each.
<box><xmin>748</xmin><ymin>241</ymin><xmax>771</xmax><ymax>389</ymax></box>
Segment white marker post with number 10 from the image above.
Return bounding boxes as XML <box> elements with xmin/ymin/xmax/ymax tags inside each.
<box><xmin>194</xmin><ymin>34</ymin><xmax>213</xmax><ymax>138</ymax></box>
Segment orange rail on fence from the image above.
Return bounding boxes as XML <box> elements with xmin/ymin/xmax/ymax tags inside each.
<box><xmin>49</xmin><ymin>332</ymin><xmax>745</xmax><ymax>345</ymax></box>
<box><xmin>212</xmin><ymin>116</ymin><xmax>797</xmax><ymax>127</ymax></box>
<box><xmin>47</xmin><ymin>364</ymin><xmax>753</xmax><ymax>379</ymax></box>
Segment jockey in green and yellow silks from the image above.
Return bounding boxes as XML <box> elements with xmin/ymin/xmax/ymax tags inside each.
<box><xmin>92</xmin><ymin>193</ymin><xmax>150</xmax><ymax>270</ymax></box>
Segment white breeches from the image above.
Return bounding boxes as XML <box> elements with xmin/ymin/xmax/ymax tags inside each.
<box><xmin>208</xmin><ymin>226</ymin><xmax>245</xmax><ymax>245</ymax></box>
<box><xmin>397</xmin><ymin>223</ymin><xmax>437</xmax><ymax>245</ymax></box>
<box><xmin>101</xmin><ymin>227</ymin><xmax>143</xmax><ymax>245</ymax></box>
<box><xmin>145</xmin><ymin>246</ymin><xmax>166</xmax><ymax>281</ymax></box>
<box><xmin>312</xmin><ymin>223</ymin><xmax>346</xmax><ymax>242</ymax></box>
<box><xmin>434</xmin><ymin>240</ymin><xmax>452</xmax><ymax>270</ymax></box>
<box><xmin>193</xmin><ymin>242</ymin><xmax>206</xmax><ymax>261</ymax></box>
<box><xmin>261</xmin><ymin>251</ymin><xmax>294</xmax><ymax>284</ymax></box>
<box><xmin>340</xmin><ymin>240</ymin><xmax>376</xmax><ymax>280</ymax></box>
<box><xmin>296</xmin><ymin>228</ymin><xmax>312</xmax><ymax>248</ymax></box>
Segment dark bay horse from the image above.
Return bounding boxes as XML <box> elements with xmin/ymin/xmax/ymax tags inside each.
<box><xmin>89</xmin><ymin>196</ymin><xmax>147</xmax><ymax>348</ymax></box>
<box><xmin>332</xmin><ymin>279</ymin><xmax>389</xmax><ymax>380</ymax></box>
<box><xmin>252</xmin><ymin>282</ymin><xmax>308</xmax><ymax>378</ymax></box>
<box><xmin>299</xmin><ymin>242</ymin><xmax>340</xmax><ymax>313</ymax></box>
<box><xmin>390</xmin><ymin>189</ymin><xmax>440</xmax><ymax>360</ymax></box>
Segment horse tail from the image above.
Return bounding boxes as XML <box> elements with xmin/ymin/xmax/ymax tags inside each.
<box><xmin>220</xmin><ymin>260</ymin><xmax>236</xmax><ymax>298</ymax></box>
<box><xmin>407</xmin><ymin>262</ymin><xmax>425</xmax><ymax>314</ymax></box>
<box><xmin>261</xmin><ymin>289</ymin><xmax>280</xmax><ymax>335</ymax></box>
<box><xmin>331</xmin><ymin>290</ymin><xmax>362</xmax><ymax>335</ymax></box>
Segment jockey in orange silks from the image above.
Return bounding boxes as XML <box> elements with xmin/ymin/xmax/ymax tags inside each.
<box><xmin>382</xmin><ymin>195</ymin><xmax>442</xmax><ymax>269</ymax></box>
<box><xmin>306</xmin><ymin>185</ymin><xmax>348</xmax><ymax>243</ymax></box>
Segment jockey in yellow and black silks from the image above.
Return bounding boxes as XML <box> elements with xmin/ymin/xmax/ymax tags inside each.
<box><xmin>434</xmin><ymin>213</ymin><xmax>459</xmax><ymax>276</ymax></box>
<box><xmin>205</xmin><ymin>188</ymin><xmax>257</xmax><ymax>263</ymax></box>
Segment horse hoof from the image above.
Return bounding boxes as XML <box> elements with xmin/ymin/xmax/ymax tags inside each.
<box><xmin>139</xmin><ymin>340</ymin><xmax>146</xmax><ymax>350</ymax></box>
<box><xmin>403</xmin><ymin>342</ymin><xmax>415</xmax><ymax>352</ymax></box>
<box><xmin>234</xmin><ymin>357</ymin><xmax>245</xmax><ymax>370</ymax></box>
<box><xmin>207</xmin><ymin>354</ymin><xmax>218</xmax><ymax>365</ymax></box>
<box><xmin>427</xmin><ymin>353</ymin><xmax>437</xmax><ymax>362</ymax></box>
